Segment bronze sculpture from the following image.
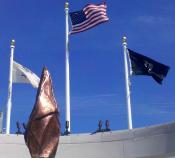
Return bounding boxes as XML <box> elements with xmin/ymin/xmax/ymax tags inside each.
<box><xmin>24</xmin><ymin>67</ymin><xmax>60</xmax><ymax>158</ymax></box>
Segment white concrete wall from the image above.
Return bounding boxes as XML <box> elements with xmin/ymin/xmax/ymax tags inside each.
<box><xmin>0</xmin><ymin>122</ymin><xmax>175</xmax><ymax>158</ymax></box>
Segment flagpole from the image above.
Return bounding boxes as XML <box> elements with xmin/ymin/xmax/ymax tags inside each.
<box><xmin>122</xmin><ymin>37</ymin><xmax>133</xmax><ymax>130</ymax></box>
<box><xmin>65</xmin><ymin>2</ymin><xmax>71</xmax><ymax>133</ymax></box>
<box><xmin>6</xmin><ymin>39</ymin><xmax>15</xmax><ymax>134</ymax></box>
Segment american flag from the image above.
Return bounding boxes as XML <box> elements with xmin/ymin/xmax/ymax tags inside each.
<box><xmin>69</xmin><ymin>3</ymin><xmax>109</xmax><ymax>34</ymax></box>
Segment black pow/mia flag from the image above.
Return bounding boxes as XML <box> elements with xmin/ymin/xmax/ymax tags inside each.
<box><xmin>128</xmin><ymin>49</ymin><xmax>170</xmax><ymax>84</ymax></box>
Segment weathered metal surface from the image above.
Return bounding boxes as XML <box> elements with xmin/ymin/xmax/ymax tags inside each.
<box><xmin>24</xmin><ymin>67</ymin><xmax>60</xmax><ymax>158</ymax></box>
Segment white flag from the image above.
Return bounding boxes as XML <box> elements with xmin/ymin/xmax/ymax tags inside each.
<box><xmin>13</xmin><ymin>61</ymin><xmax>40</xmax><ymax>88</ymax></box>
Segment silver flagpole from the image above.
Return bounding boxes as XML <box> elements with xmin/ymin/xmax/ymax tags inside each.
<box><xmin>65</xmin><ymin>2</ymin><xmax>71</xmax><ymax>133</ymax></box>
<box><xmin>6</xmin><ymin>39</ymin><xmax>15</xmax><ymax>134</ymax></box>
<box><xmin>122</xmin><ymin>37</ymin><xmax>133</xmax><ymax>129</ymax></box>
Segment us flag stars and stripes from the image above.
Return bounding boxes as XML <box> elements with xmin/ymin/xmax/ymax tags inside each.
<box><xmin>69</xmin><ymin>2</ymin><xmax>109</xmax><ymax>34</ymax></box>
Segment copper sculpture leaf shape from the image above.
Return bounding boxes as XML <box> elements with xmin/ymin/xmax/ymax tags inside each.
<box><xmin>24</xmin><ymin>67</ymin><xmax>60</xmax><ymax>158</ymax></box>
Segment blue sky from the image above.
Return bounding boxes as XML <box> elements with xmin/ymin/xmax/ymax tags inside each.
<box><xmin>0</xmin><ymin>0</ymin><xmax>175</xmax><ymax>134</ymax></box>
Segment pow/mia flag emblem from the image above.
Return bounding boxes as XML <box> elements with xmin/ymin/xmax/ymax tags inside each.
<box><xmin>128</xmin><ymin>49</ymin><xmax>170</xmax><ymax>84</ymax></box>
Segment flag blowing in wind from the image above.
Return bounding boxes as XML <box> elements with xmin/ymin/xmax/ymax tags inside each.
<box><xmin>13</xmin><ymin>61</ymin><xmax>40</xmax><ymax>88</ymax></box>
<box><xmin>69</xmin><ymin>2</ymin><xmax>109</xmax><ymax>34</ymax></box>
<box><xmin>128</xmin><ymin>49</ymin><xmax>170</xmax><ymax>84</ymax></box>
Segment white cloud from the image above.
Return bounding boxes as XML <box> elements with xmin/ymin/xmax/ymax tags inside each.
<box><xmin>135</xmin><ymin>15</ymin><xmax>175</xmax><ymax>25</ymax></box>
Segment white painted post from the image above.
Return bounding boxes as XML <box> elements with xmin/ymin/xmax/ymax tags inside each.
<box><xmin>65</xmin><ymin>2</ymin><xmax>71</xmax><ymax>133</ymax></box>
<box><xmin>6</xmin><ymin>39</ymin><xmax>15</xmax><ymax>134</ymax></box>
<box><xmin>122</xmin><ymin>37</ymin><xmax>133</xmax><ymax>130</ymax></box>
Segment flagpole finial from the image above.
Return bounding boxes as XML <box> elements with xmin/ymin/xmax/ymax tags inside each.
<box><xmin>122</xmin><ymin>36</ymin><xmax>127</xmax><ymax>46</ymax></box>
<box><xmin>65</xmin><ymin>2</ymin><xmax>69</xmax><ymax>9</ymax></box>
<box><xmin>10</xmin><ymin>39</ymin><xmax>15</xmax><ymax>48</ymax></box>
